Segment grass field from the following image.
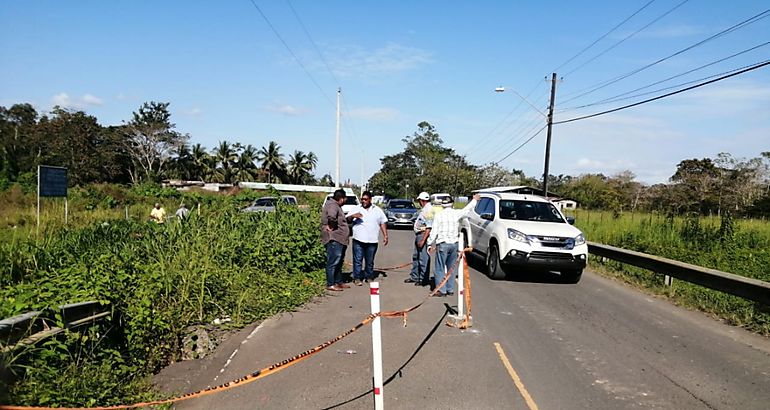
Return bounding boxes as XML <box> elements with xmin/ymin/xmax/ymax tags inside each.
<box><xmin>568</xmin><ymin>209</ymin><xmax>770</xmax><ymax>335</ymax></box>
<box><xmin>0</xmin><ymin>186</ymin><xmax>328</xmax><ymax>407</ymax></box>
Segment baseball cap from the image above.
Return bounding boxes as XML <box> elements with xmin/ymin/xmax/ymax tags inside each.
<box><xmin>417</xmin><ymin>191</ymin><xmax>430</xmax><ymax>201</ymax></box>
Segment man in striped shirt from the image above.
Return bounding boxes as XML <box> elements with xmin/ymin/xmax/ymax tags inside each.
<box><xmin>427</xmin><ymin>194</ymin><xmax>480</xmax><ymax>297</ymax></box>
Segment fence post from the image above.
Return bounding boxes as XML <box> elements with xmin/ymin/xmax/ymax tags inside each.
<box><xmin>125</xmin><ymin>205</ymin><xmax>129</xmax><ymax>220</ymax></box>
<box><xmin>369</xmin><ymin>282</ymin><xmax>384</xmax><ymax>410</ymax></box>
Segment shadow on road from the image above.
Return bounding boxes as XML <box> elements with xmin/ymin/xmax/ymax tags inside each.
<box><xmin>465</xmin><ymin>252</ymin><xmax>570</xmax><ymax>285</ymax></box>
<box><xmin>322</xmin><ymin>306</ymin><xmax>451</xmax><ymax>410</ymax></box>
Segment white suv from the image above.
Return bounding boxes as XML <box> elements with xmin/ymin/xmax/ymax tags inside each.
<box><xmin>461</xmin><ymin>192</ymin><xmax>587</xmax><ymax>283</ymax></box>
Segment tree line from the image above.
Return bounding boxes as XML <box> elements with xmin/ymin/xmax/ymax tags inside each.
<box><xmin>0</xmin><ymin>102</ymin><xmax>331</xmax><ymax>189</ymax></box>
<box><xmin>368</xmin><ymin>121</ymin><xmax>770</xmax><ymax>217</ymax></box>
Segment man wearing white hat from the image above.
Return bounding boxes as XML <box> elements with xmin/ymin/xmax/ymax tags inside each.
<box><xmin>405</xmin><ymin>191</ymin><xmax>433</xmax><ymax>286</ymax></box>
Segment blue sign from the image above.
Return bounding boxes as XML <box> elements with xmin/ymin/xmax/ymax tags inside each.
<box><xmin>39</xmin><ymin>166</ymin><xmax>68</xmax><ymax>197</ymax></box>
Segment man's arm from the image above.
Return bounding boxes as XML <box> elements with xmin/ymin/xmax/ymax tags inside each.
<box><xmin>379</xmin><ymin>223</ymin><xmax>388</xmax><ymax>246</ymax></box>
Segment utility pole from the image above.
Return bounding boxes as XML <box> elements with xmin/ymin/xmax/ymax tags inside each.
<box><xmin>335</xmin><ymin>87</ymin><xmax>341</xmax><ymax>188</ymax></box>
<box><xmin>543</xmin><ymin>73</ymin><xmax>557</xmax><ymax>198</ymax></box>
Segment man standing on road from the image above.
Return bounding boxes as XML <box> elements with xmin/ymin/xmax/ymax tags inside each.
<box><xmin>321</xmin><ymin>189</ymin><xmax>352</xmax><ymax>292</ymax></box>
<box><xmin>347</xmin><ymin>191</ymin><xmax>389</xmax><ymax>286</ymax></box>
<box><xmin>406</xmin><ymin>191</ymin><xmax>433</xmax><ymax>286</ymax></box>
<box><xmin>427</xmin><ymin>194</ymin><xmax>480</xmax><ymax>297</ymax></box>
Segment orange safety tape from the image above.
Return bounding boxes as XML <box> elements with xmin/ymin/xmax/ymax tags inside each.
<box><xmin>1</xmin><ymin>253</ymin><xmax>467</xmax><ymax>410</ymax></box>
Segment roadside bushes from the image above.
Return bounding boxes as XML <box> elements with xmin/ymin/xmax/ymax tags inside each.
<box><xmin>1</xmin><ymin>205</ymin><xmax>325</xmax><ymax>406</ymax></box>
<box><xmin>576</xmin><ymin>210</ymin><xmax>770</xmax><ymax>335</ymax></box>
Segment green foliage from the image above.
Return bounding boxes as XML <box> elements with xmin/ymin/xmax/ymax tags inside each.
<box><xmin>0</xmin><ymin>202</ymin><xmax>325</xmax><ymax>406</ymax></box>
<box><xmin>574</xmin><ymin>209</ymin><xmax>770</xmax><ymax>335</ymax></box>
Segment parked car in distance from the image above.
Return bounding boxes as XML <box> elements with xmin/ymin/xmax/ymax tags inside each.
<box><xmin>241</xmin><ymin>195</ymin><xmax>298</xmax><ymax>212</ymax></box>
<box><xmin>461</xmin><ymin>191</ymin><xmax>587</xmax><ymax>283</ymax></box>
<box><xmin>384</xmin><ymin>198</ymin><xmax>419</xmax><ymax>229</ymax></box>
<box><xmin>324</xmin><ymin>189</ymin><xmax>360</xmax><ymax>214</ymax></box>
<box><xmin>430</xmin><ymin>193</ymin><xmax>453</xmax><ymax>205</ymax></box>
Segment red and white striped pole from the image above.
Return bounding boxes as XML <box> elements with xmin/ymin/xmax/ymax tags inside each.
<box><xmin>370</xmin><ymin>282</ymin><xmax>384</xmax><ymax>409</ymax></box>
<box><xmin>457</xmin><ymin>233</ymin><xmax>465</xmax><ymax>318</ymax></box>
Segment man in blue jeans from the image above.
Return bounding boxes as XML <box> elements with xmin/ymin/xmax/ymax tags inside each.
<box><xmin>406</xmin><ymin>191</ymin><xmax>433</xmax><ymax>286</ymax></box>
<box><xmin>347</xmin><ymin>191</ymin><xmax>389</xmax><ymax>286</ymax></box>
<box><xmin>427</xmin><ymin>194</ymin><xmax>479</xmax><ymax>296</ymax></box>
<box><xmin>320</xmin><ymin>189</ymin><xmax>352</xmax><ymax>291</ymax></box>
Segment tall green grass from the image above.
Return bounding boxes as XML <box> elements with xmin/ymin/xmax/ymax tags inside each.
<box><xmin>1</xmin><ymin>204</ymin><xmax>326</xmax><ymax>406</ymax></box>
<box><xmin>570</xmin><ymin>209</ymin><xmax>770</xmax><ymax>335</ymax></box>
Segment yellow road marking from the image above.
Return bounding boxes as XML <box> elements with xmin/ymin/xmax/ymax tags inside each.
<box><xmin>494</xmin><ymin>342</ymin><xmax>539</xmax><ymax>410</ymax></box>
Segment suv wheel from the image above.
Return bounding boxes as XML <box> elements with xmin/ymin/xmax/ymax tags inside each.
<box><xmin>486</xmin><ymin>243</ymin><xmax>506</xmax><ymax>280</ymax></box>
<box><xmin>561</xmin><ymin>269</ymin><xmax>583</xmax><ymax>284</ymax></box>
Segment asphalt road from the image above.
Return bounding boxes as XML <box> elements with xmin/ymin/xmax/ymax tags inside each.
<box><xmin>157</xmin><ymin>229</ymin><xmax>770</xmax><ymax>409</ymax></box>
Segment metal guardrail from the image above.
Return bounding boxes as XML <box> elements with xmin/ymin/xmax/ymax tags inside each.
<box><xmin>588</xmin><ymin>241</ymin><xmax>770</xmax><ymax>306</ymax></box>
<box><xmin>0</xmin><ymin>300</ymin><xmax>110</xmax><ymax>353</ymax></box>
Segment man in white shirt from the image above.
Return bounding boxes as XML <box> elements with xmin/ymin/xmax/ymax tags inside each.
<box><xmin>427</xmin><ymin>194</ymin><xmax>479</xmax><ymax>296</ymax></box>
<box><xmin>347</xmin><ymin>191</ymin><xmax>389</xmax><ymax>286</ymax></box>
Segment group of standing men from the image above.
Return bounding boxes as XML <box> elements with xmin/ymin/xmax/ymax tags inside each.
<box><xmin>405</xmin><ymin>192</ymin><xmax>479</xmax><ymax>297</ymax></box>
<box><xmin>321</xmin><ymin>187</ymin><xmax>478</xmax><ymax>296</ymax></box>
<box><xmin>320</xmin><ymin>189</ymin><xmax>388</xmax><ymax>292</ymax></box>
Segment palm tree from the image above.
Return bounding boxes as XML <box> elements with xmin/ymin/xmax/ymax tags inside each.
<box><xmin>190</xmin><ymin>143</ymin><xmax>212</xmax><ymax>181</ymax></box>
<box><xmin>236</xmin><ymin>144</ymin><xmax>259</xmax><ymax>182</ymax></box>
<box><xmin>306</xmin><ymin>151</ymin><xmax>318</xmax><ymax>173</ymax></box>
<box><xmin>170</xmin><ymin>143</ymin><xmax>192</xmax><ymax>180</ymax></box>
<box><xmin>287</xmin><ymin>150</ymin><xmax>308</xmax><ymax>184</ymax></box>
<box><xmin>213</xmin><ymin>140</ymin><xmax>238</xmax><ymax>183</ymax></box>
<box><xmin>257</xmin><ymin>141</ymin><xmax>286</xmax><ymax>183</ymax></box>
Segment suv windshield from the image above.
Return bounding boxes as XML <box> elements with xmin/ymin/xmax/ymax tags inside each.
<box><xmin>254</xmin><ymin>198</ymin><xmax>277</xmax><ymax>207</ymax></box>
<box><xmin>388</xmin><ymin>200</ymin><xmax>416</xmax><ymax>210</ymax></box>
<box><xmin>345</xmin><ymin>196</ymin><xmax>358</xmax><ymax>205</ymax></box>
<box><xmin>499</xmin><ymin>200</ymin><xmax>564</xmax><ymax>223</ymax></box>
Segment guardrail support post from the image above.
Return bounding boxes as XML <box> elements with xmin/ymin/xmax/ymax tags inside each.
<box><xmin>664</xmin><ymin>275</ymin><xmax>673</xmax><ymax>286</ymax></box>
<box><xmin>370</xmin><ymin>282</ymin><xmax>384</xmax><ymax>410</ymax></box>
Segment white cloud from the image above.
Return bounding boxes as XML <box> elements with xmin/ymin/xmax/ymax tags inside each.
<box><xmin>327</xmin><ymin>42</ymin><xmax>433</xmax><ymax>78</ymax></box>
<box><xmin>266</xmin><ymin>103</ymin><xmax>309</xmax><ymax>117</ymax></box>
<box><xmin>51</xmin><ymin>92</ymin><xmax>71</xmax><ymax>107</ymax></box>
<box><xmin>50</xmin><ymin>92</ymin><xmax>104</xmax><ymax>109</ymax></box>
<box><xmin>180</xmin><ymin>107</ymin><xmax>203</xmax><ymax>118</ymax></box>
<box><xmin>576</xmin><ymin>158</ymin><xmax>603</xmax><ymax>168</ymax></box>
<box><xmin>346</xmin><ymin>107</ymin><xmax>399</xmax><ymax>121</ymax></box>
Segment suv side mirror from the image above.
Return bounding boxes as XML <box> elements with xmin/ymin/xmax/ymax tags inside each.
<box><xmin>566</xmin><ymin>216</ymin><xmax>575</xmax><ymax>225</ymax></box>
<box><xmin>480</xmin><ymin>213</ymin><xmax>494</xmax><ymax>221</ymax></box>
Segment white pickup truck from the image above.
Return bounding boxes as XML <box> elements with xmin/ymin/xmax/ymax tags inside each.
<box><xmin>461</xmin><ymin>191</ymin><xmax>587</xmax><ymax>283</ymax></box>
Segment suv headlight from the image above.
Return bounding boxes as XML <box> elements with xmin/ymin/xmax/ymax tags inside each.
<box><xmin>507</xmin><ymin>228</ymin><xmax>529</xmax><ymax>243</ymax></box>
<box><xmin>574</xmin><ymin>233</ymin><xmax>586</xmax><ymax>246</ymax></box>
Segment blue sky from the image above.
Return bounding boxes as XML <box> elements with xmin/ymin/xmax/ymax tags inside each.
<box><xmin>2</xmin><ymin>1</ymin><xmax>769</xmax><ymax>185</ymax></box>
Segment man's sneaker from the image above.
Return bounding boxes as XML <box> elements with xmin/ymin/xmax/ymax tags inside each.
<box><xmin>446</xmin><ymin>292</ymin><xmax>454</xmax><ymax>296</ymax></box>
<box><xmin>432</xmin><ymin>291</ymin><xmax>446</xmax><ymax>297</ymax></box>
<box><xmin>353</xmin><ymin>279</ymin><xmax>363</xmax><ymax>286</ymax></box>
<box><xmin>404</xmin><ymin>278</ymin><xmax>416</xmax><ymax>283</ymax></box>
<box><xmin>337</xmin><ymin>283</ymin><xmax>351</xmax><ymax>289</ymax></box>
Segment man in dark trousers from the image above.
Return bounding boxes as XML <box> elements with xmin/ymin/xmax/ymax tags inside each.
<box><xmin>321</xmin><ymin>189</ymin><xmax>352</xmax><ymax>291</ymax></box>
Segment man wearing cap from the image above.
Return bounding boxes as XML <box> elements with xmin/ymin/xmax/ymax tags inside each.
<box><xmin>405</xmin><ymin>191</ymin><xmax>433</xmax><ymax>286</ymax></box>
<box><xmin>427</xmin><ymin>194</ymin><xmax>480</xmax><ymax>296</ymax></box>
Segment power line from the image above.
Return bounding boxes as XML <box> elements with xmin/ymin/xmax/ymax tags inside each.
<box><xmin>493</xmin><ymin>125</ymin><xmax>548</xmax><ymax>165</ymax></box>
<box><xmin>247</xmin><ymin>0</ymin><xmax>335</xmax><ymax>106</ymax></box>
<box><xmin>462</xmin><ymin>83</ymin><xmax>548</xmax><ymax>159</ymax></box>
<box><xmin>560</xmin><ymin>8</ymin><xmax>770</xmax><ymax>105</ymax></box>
<box><xmin>554</xmin><ymin>59</ymin><xmax>770</xmax><ymax>125</ymax></box>
<box><xmin>564</xmin><ymin>0</ymin><xmax>690</xmax><ymax>77</ymax></box>
<box><xmin>553</xmin><ymin>0</ymin><xmax>657</xmax><ymax>73</ymax></box>
<box><xmin>560</xmin><ymin>42</ymin><xmax>770</xmax><ymax>111</ymax></box>
<box><xmin>285</xmin><ymin>0</ymin><xmax>341</xmax><ymax>87</ymax></box>
<box><xmin>471</xmin><ymin>113</ymin><xmax>545</xmax><ymax>165</ymax></box>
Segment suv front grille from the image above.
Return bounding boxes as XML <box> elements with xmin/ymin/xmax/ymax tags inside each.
<box><xmin>534</xmin><ymin>236</ymin><xmax>574</xmax><ymax>249</ymax></box>
<box><xmin>529</xmin><ymin>251</ymin><xmax>574</xmax><ymax>261</ymax></box>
